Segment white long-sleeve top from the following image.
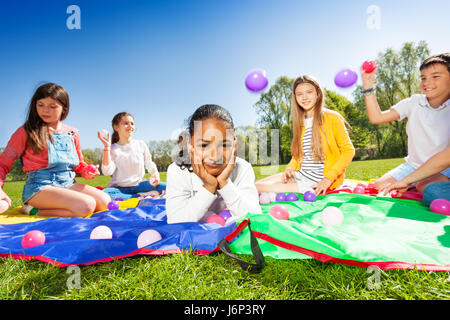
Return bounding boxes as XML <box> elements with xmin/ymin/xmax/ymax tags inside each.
<box><xmin>101</xmin><ymin>139</ymin><xmax>158</xmax><ymax>187</ymax></box>
<box><xmin>165</xmin><ymin>157</ymin><xmax>262</xmax><ymax>224</ymax></box>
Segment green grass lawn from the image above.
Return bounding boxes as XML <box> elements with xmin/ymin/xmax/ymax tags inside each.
<box><xmin>1</xmin><ymin>158</ymin><xmax>449</xmax><ymax>300</ymax></box>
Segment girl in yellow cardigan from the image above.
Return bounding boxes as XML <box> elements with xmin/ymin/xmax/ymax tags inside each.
<box><xmin>256</xmin><ymin>75</ymin><xmax>355</xmax><ymax>195</ymax></box>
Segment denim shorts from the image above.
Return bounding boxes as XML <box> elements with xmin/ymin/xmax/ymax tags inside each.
<box><xmin>387</xmin><ymin>162</ymin><xmax>450</xmax><ymax>181</ymax></box>
<box><xmin>22</xmin><ymin>169</ymin><xmax>76</xmax><ymax>204</ymax></box>
<box><xmin>385</xmin><ymin>162</ymin><xmax>416</xmax><ymax>181</ymax></box>
<box><xmin>423</xmin><ymin>181</ymin><xmax>450</xmax><ymax>206</ymax></box>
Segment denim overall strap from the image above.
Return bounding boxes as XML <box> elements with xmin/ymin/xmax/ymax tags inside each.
<box><xmin>22</xmin><ymin>129</ymin><xmax>80</xmax><ymax>204</ymax></box>
<box><xmin>47</xmin><ymin>130</ymin><xmax>80</xmax><ymax>170</ymax></box>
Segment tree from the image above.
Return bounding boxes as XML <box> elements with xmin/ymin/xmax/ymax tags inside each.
<box><xmin>253</xmin><ymin>76</ymin><xmax>294</xmax><ymax>129</ymax></box>
<box><xmin>325</xmin><ymin>90</ymin><xmax>370</xmax><ymax>150</ymax></box>
<box><xmin>148</xmin><ymin>139</ymin><xmax>177</xmax><ymax>172</ymax></box>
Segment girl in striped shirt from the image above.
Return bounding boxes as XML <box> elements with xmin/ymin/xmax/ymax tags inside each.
<box><xmin>256</xmin><ymin>75</ymin><xmax>355</xmax><ymax>196</ymax></box>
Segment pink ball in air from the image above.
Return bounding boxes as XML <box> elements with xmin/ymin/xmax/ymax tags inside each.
<box><xmin>206</xmin><ymin>214</ymin><xmax>226</xmax><ymax>226</ymax></box>
<box><xmin>137</xmin><ymin>229</ymin><xmax>162</xmax><ymax>248</ymax></box>
<box><xmin>269</xmin><ymin>204</ymin><xmax>289</xmax><ymax>220</ymax></box>
<box><xmin>21</xmin><ymin>230</ymin><xmax>46</xmax><ymax>248</ymax></box>
<box><xmin>362</xmin><ymin>60</ymin><xmax>376</xmax><ymax>73</ymax></box>
<box><xmin>321</xmin><ymin>207</ymin><xmax>344</xmax><ymax>226</ymax></box>
<box><xmin>90</xmin><ymin>225</ymin><xmax>113</xmax><ymax>239</ymax></box>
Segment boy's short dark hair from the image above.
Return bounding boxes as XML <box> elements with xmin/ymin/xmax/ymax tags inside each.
<box><xmin>420</xmin><ymin>53</ymin><xmax>450</xmax><ymax>73</ymax></box>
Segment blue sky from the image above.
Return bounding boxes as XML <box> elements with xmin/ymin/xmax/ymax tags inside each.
<box><xmin>0</xmin><ymin>0</ymin><xmax>449</xmax><ymax>149</ymax></box>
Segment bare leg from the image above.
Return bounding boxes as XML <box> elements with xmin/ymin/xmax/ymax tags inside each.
<box><xmin>27</xmin><ymin>185</ymin><xmax>99</xmax><ymax>217</ymax></box>
<box><xmin>415</xmin><ymin>173</ymin><xmax>449</xmax><ymax>193</ymax></box>
<box><xmin>255</xmin><ymin>173</ymin><xmax>299</xmax><ymax>193</ymax></box>
<box><xmin>69</xmin><ymin>183</ymin><xmax>111</xmax><ymax>212</ymax></box>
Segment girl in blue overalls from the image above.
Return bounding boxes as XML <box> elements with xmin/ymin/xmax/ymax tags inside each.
<box><xmin>0</xmin><ymin>83</ymin><xmax>111</xmax><ymax>217</ymax></box>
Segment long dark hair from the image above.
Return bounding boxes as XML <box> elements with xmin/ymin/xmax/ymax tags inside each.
<box><xmin>111</xmin><ymin>112</ymin><xmax>134</xmax><ymax>144</ymax></box>
<box><xmin>24</xmin><ymin>83</ymin><xmax>70</xmax><ymax>154</ymax></box>
<box><xmin>174</xmin><ymin>104</ymin><xmax>235</xmax><ymax>171</ymax></box>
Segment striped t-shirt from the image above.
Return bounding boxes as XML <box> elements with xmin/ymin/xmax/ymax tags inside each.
<box><xmin>297</xmin><ymin>117</ymin><xmax>324</xmax><ymax>182</ymax></box>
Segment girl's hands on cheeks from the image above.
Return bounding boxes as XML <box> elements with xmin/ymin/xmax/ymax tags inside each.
<box><xmin>217</xmin><ymin>138</ymin><xmax>237</xmax><ymax>189</ymax></box>
<box><xmin>311</xmin><ymin>178</ymin><xmax>332</xmax><ymax>196</ymax></box>
<box><xmin>189</xmin><ymin>145</ymin><xmax>218</xmax><ymax>194</ymax></box>
<box><xmin>282</xmin><ymin>167</ymin><xmax>296</xmax><ymax>183</ymax></box>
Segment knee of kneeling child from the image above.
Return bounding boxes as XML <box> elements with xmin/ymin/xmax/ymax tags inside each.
<box><xmin>415</xmin><ymin>180</ymin><xmax>428</xmax><ymax>193</ymax></box>
<box><xmin>97</xmin><ymin>193</ymin><xmax>111</xmax><ymax>211</ymax></box>
<box><xmin>72</xmin><ymin>198</ymin><xmax>97</xmax><ymax>217</ymax></box>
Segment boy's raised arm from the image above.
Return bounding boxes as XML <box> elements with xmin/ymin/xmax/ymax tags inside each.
<box><xmin>361</xmin><ymin>67</ymin><xmax>400</xmax><ymax>124</ymax></box>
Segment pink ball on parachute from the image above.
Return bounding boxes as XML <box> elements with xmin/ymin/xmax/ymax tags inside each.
<box><xmin>334</xmin><ymin>68</ymin><xmax>358</xmax><ymax>88</ymax></box>
<box><xmin>362</xmin><ymin>60</ymin><xmax>376</xmax><ymax>73</ymax></box>
<box><xmin>21</xmin><ymin>230</ymin><xmax>46</xmax><ymax>248</ymax></box>
<box><xmin>321</xmin><ymin>207</ymin><xmax>344</xmax><ymax>226</ymax></box>
<box><xmin>0</xmin><ymin>199</ymin><xmax>9</xmax><ymax>214</ymax></box>
<box><xmin>259</xmin><ymin>193</ymin><xmax>271</xmax><ymax>204</ymax></box>
<box><xmin>269</xmin><ymin>204</ymin><xmax>289</xmax><ymax>220</ymax></box>
<box><xmin>430</xmin><ymin>199</ymin><xmax>450</xmax><ymax>216</ymax></box>
<box><xmin>206</xmin><ymin>214</ymin><xmax>226</xmax><ymax>226</ymax></box>
<box><xmin>353</xmin><ymin>186</ymin><xmax>366</xmax><ymax>194</ymax></box>
<box><xmin>137</xmin><ymin>229</ymin><xmax>162</xmax><ymax>248</ymax></box>
<box><xmin>268</xmin><ymin>192</ymin><xmax>277</xmax><ymax>202</ymax></box>
<box><xmin>90</xmin><ymin>225</ymin><xmax>113</xmax><ymax>239</ymax></box>
<box><xmin>245</xmin><ymin>68</ymin><xmax>269</xmax><ymax>92</ymax></box>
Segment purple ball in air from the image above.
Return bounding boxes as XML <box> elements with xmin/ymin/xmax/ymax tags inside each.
<box><xmin>334</xmin><ymin>68</ymin><xmax>358</xmax><ymax>88</ymax></box>
<box><xmin>245</xmin><ymin>69</ymin><xmax>269</xmax><ymax>92</ymax></box>
<box><xmin>275</xmin><ymin>193</ymin><xmax>287</xmax><ymax>202</ymax></box>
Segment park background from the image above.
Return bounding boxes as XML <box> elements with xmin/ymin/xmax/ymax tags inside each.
<box><xmin>1</xmin><ymin>0</ymin><xmax>450</xmax><ymax>180</ymax></box>
<box><xmin>0</xmin><ymin>0</ymin><xmax>449</xmax><ymax>300</ymax></box>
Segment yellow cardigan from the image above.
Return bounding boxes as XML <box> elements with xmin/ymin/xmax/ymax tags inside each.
<box><xmin>286</xmin><ymin>110</ymin><xmax>355</xmax><ymax>190</ymax></box>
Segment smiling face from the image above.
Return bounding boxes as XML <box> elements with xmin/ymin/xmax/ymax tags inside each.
<box><xmin>36</xmin><ymin>97</ymin><xmax>64</xmax><ymax>126</ymax></box>
<box><xmin>420</xmin><ymin>63</ymin><xmax>450</xmax><ymax>104</ymax></box>
<box><xmin>191</xmin><ymin>118</ymin><xmax>235</xmax><ymax>176</ymax></box>
<box><xmin>113</xmin><ymin>115</ymin><xmax>135</xmax><ymax>139</ymax></box>
<box><xmin>294</xmin><ymin>82</ymin><xmax>319</xmax><ymax>115</ymax></box>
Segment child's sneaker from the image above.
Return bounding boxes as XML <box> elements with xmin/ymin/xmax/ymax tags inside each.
<box><xmin>20</xmin><ymin>204</ymin><xmax>39</xmax><ymax>216</ymax></box>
